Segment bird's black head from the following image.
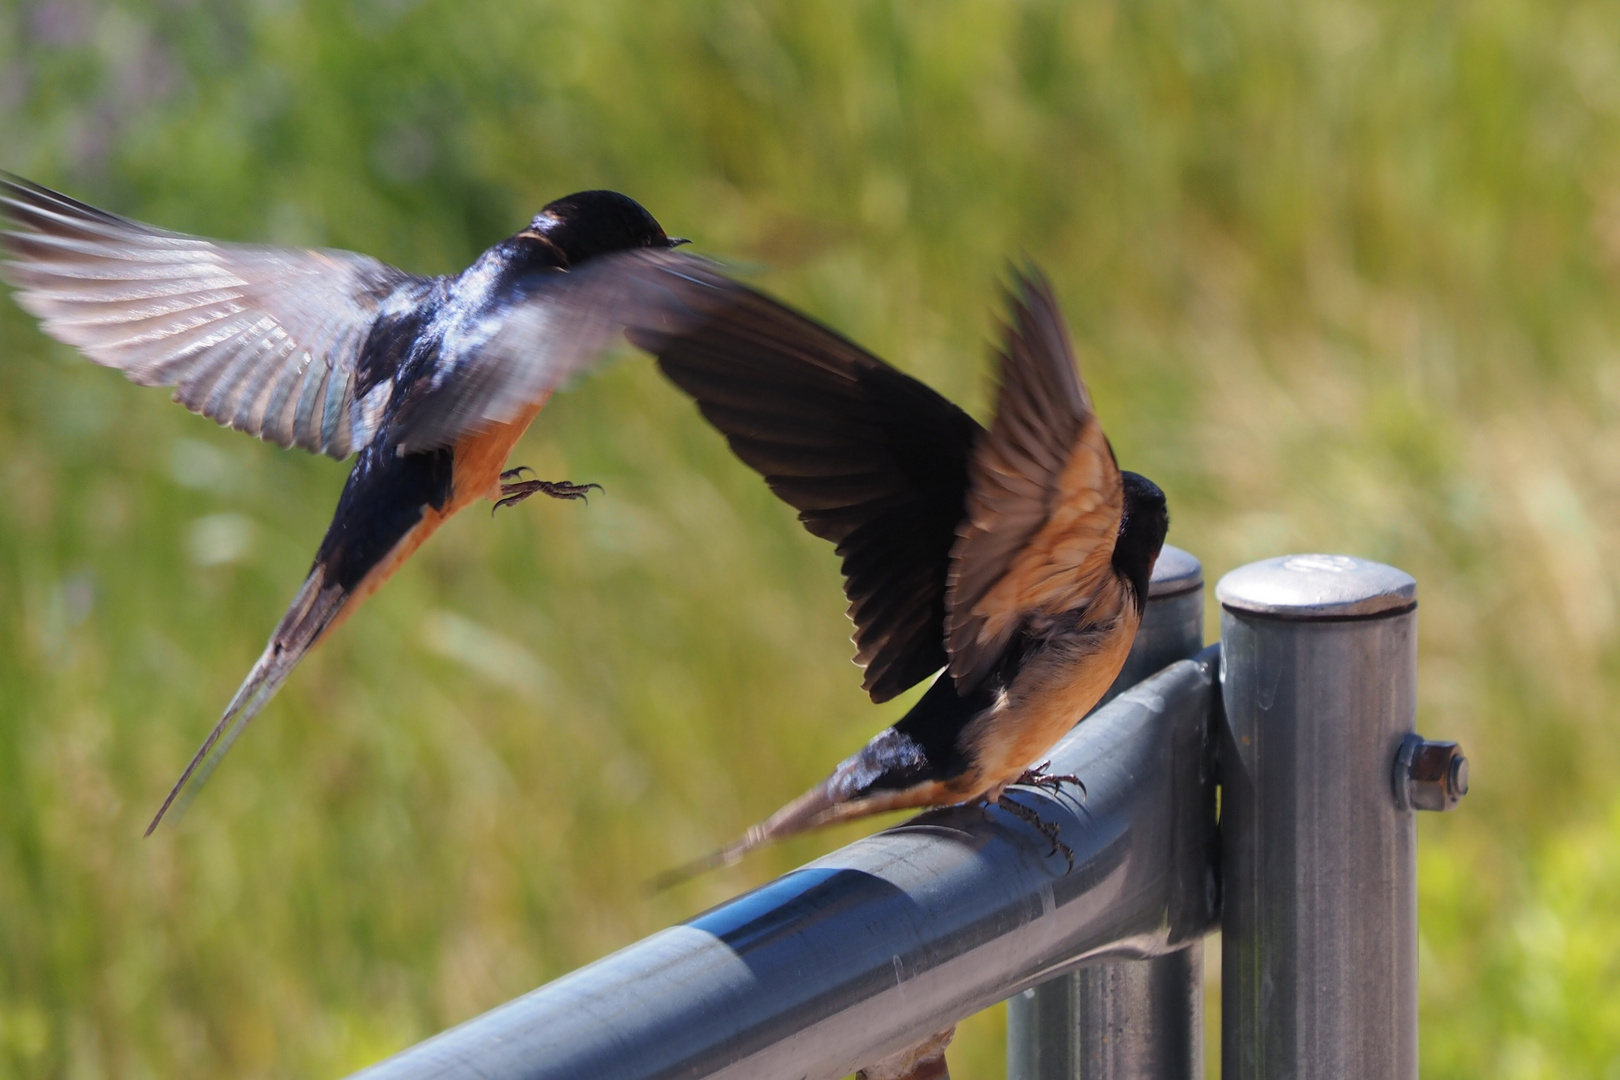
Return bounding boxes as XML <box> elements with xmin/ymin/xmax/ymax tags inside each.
<box><xmin>520</xmin><ymin>190</ymin><xmax>686</xmax><ymax>266</ymax></box>
<box><xmin>1113</xmin><ymin>471</ymin><xmax>1169</xmax><ymax>612</ymax></box>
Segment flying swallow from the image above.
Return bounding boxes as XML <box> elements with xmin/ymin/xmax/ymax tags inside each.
<box><xmin>0</xmin><ymin>174</ymin><xmax>703</xmax><ymax>832</ymax></box>
<box><xmin>639</xmin><ymin>264</ymin><xmax>1169</xmax><ymax>881</ymax></box>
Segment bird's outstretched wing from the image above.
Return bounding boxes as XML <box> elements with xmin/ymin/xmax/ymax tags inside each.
<box><xmin>946</xmin><ymin>267</ymin><xmax>1123</xmax><ymax>690</ymax></box>
<box><xmin>641</xmin><ymin>274</ymin><xmax>984</xmax><ymax>703</ymax></box>
<box><xmin>0</xmin><ymin>173</ymin><xmax>435</xmax><ymax>459</ymax></box>
<box><xmin>385</xmin><ymin>249</ymin><xmax>721</xmax><ymax>454</ymax></box>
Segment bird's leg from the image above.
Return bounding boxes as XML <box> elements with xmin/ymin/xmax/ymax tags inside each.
<box><xmin>1014</xmin><ymin>759</ymin><xmax>1087</xmax><ymax>800</ymax></box>
<box><xmin>995</xmin><ymin>791</ymin><xmax>1076</xmax><ymax>872</ymax></box>
<box><xmin>855</xmin><ymin>1026</ymin><xmax>956</xmax><ymax>1080</ymax></box>
<box><xmin>493</xmin><ymin>475</ymin><xmax>603</xmax><ymax>513</ymax></box>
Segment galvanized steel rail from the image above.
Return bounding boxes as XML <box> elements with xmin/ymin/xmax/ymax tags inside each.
<box><xmin>345</xmin><ymin>548</ymin><xmax>1467</xmax><ymax>1080</ymax></box>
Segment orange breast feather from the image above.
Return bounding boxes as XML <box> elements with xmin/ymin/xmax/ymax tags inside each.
<box><xmin>338</xmin><ymin>397</ymin><xmax>550</xmax><ymax>619</ymax></box>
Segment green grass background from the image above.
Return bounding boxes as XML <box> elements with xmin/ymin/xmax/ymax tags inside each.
<box><xmin>2</xmin><ymin>0</ymin><xmax>1619</xmax><ymax>1075</ymax></box>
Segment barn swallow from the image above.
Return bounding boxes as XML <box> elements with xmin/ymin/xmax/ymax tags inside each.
<box><xmin>0</xmin><ymin>174</ymin><xmax>702</xmax><ymax>833</ymax></box>
<box><xmin>639</xmin><ymin>265</ymin><xmax>1169</xmax><ymax>881</ymax></box>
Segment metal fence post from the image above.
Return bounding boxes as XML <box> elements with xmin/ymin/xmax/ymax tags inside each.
<box><xmin>1217</xmin><ymin>554</ymin><xmax>1463</xmax><ymax>1080</ymax></box>
<box><xmin>1009</xmin><ymin>545</ymin><xmax>1208</xmax><ymax>1080</ymax></box>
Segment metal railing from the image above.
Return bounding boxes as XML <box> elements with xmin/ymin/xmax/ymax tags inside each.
<box><xmin>347</xmin><ymin>547</ymin><xmax>1467</xmax><ymax>1080</ymax></box>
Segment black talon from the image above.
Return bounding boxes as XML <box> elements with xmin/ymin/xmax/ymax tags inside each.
<box><xmin>1015</xmin><ymin>760</ymin><xmax>1087</xmax><ymax>801</ymax></box>
<box><xmin>500</xmin><ymin>466</ymin><xmax>536</xmax><ymax>482</ymax></box>
<box><xmin>493</xmin><ymin>478</ymin><xmax>605</xmax><ymax>514</ymax></box>
<box><xmin>996</xmin><ymin>792</ymin><xmax>1076</xmax><ymax>872</ymax></box>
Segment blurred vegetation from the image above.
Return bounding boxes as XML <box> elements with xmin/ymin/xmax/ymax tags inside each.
<box><xmin>2</xmin><ymin>0</ymin><xmax>1619</xmax><ymax>1076</ymax></box>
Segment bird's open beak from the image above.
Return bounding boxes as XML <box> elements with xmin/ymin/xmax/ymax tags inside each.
<box><xmin>666</xmin><ymin>236</ymin><xmax>691</xmax><ymax>248</ymax></box>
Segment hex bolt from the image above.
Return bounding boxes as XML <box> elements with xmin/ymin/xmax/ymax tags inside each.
<box><xmin>1393</xmin><ymin>734</ymin><xmax>1469</xmax><ymax>812</ymax></box>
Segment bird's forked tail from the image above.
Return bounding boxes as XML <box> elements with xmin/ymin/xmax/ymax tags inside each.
<box><xmin>649</xmin><ymin>741</ymin><xmax>948</xmax><ymax>892</ymax></box>
<box><xmin>145</xmin><ymin>567</ymin><xmax>349</xmax><ymax>835</ymax></box>
<box><xmin>650</xmin><ymin>781</ymin><xmax>842</xmax><ymax>892</ymax></box>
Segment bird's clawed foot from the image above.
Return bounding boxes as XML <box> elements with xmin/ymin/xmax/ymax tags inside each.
<box><xmin>997</xmin><ymin>792</ymin><xmax>1076</xmax><ymax>872</ymax></box>
<box><xmin>1014</xmin><ymin>760</ymin><xmax>1087</xmax><ymax>800</ymax></box>
<box><xmin>493</xmin><ymin>473</ymin><xmax>603</xmax><ymax>513</ymax></box>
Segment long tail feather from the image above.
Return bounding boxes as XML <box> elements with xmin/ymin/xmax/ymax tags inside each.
<box><xmin>146</xmin><ymin>568</ymin><xmax>348</xmax><ymax>835</ymax></box>
<box><xmin>649</xmin><ymin>765</ymin><xmax>948</xmax><ymax>892</ymax></box>
<box><xmin>650</xmin><ymin>783</ymin><xmax>840</xmax><ymax>892</ymax></box>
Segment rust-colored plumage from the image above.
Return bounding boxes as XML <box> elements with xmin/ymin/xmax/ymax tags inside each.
<box><xmin>645</xmin><ymin>265</ymin><xmax>1169</xmax><ymax>883</ymax></box>
<box><xmin>0</xmin><ymin>174</ymin><xmax>705</xmax><ymax>830</ymax></box>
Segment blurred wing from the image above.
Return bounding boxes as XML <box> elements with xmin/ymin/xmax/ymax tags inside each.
<box><xmin>946</xmin><ymin>266</ymin><xmax>1123</xmax><ymax>690</ymax></box>
<box><xmin>642</xmin><ymin>276</ymin><xmax>984</xmax><ymax>703</ymax></box>
<box><xmin>386</xmin><ymin>248</ymin><xmax>723</xmax><ymax>453</ymax></box>
<box><xmin>0</xmin><ymin>173</ymin><xmax>433</xmax><ymax>459</ymax></box>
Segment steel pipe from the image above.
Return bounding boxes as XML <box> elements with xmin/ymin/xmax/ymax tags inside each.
<box><xmin>1216</xmin><ymin>554</ymin><xmax>1421</xmax><ymax>1080</ymax></box>
<box><xmin>348</xmin><ymin>609</ymin><xmax>1220</xmax><ymax>1080</ymax></box>
<box><xmin>1008</xmin><ymin>544</ymin><xmax>1209</xmax><ymax>1080</ymax></box>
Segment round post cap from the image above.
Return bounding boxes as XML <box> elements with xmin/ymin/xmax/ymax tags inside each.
<box><xmin>1149</xmin><ymin>544</ymin><xmax>1203</xmax><ymax>599</ymax></box>
<box><xmin>1216</xmin><ymin>554</ymin><xmax>1416</xmax><ymax>619</ymax></box>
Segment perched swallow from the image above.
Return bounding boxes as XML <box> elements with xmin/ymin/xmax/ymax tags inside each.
<box><xmin>641</xmin><ymin>265</ymin><xmax>1169</xmax><ymax>879</ymax></box>
<box><xmin>0</xmin><ymin>174</ymin><xmax>702</xmax><ymax>832</ymax></box>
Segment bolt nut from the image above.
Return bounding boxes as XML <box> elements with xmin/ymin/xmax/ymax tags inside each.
<box><xmin>1393</xmin><ymin>734</ymin><xmax>1469</xmax><ymax>812</ymax></box>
